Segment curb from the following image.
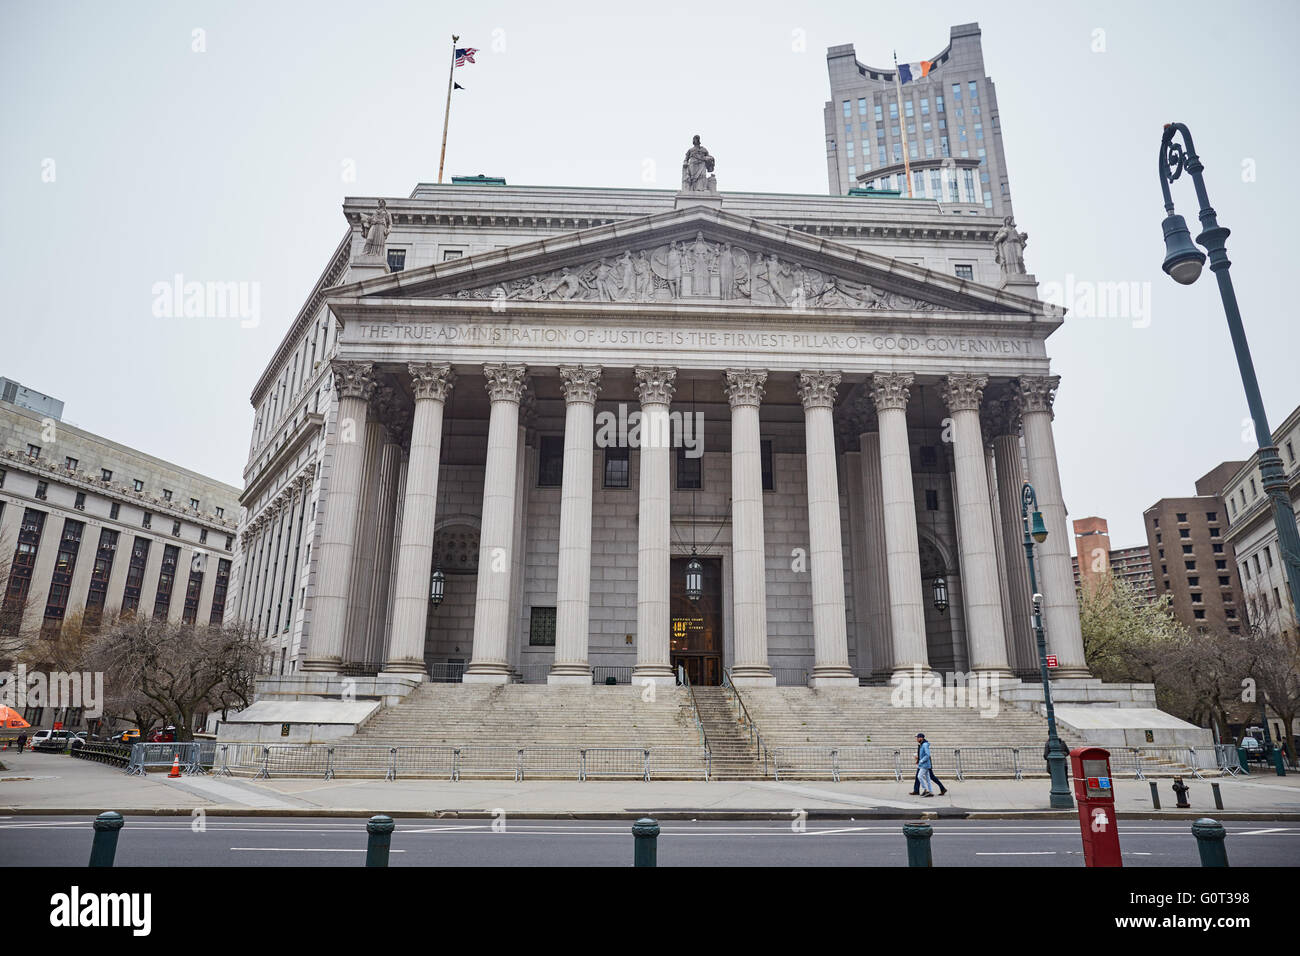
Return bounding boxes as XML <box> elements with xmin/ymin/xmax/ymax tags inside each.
<box><xmin>2</xmin><ymin>806</ymin><xmax>1297</xmax><ymax>821</ymax></box>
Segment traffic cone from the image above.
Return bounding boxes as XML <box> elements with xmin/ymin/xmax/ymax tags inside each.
<box><xmin>168</xmin><ymin>753</ymin><xmax>181</xmax><ymax>778</ymax></box>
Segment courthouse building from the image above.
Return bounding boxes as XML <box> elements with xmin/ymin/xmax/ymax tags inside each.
<box><xmin>231</xmin><ymin>135</ymin><xmax>1094</xmax><ymax>691</ymax></box>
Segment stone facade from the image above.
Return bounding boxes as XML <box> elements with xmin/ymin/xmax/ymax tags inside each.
<box><xmin>0</xmin><ymin>401</ymin><xmax>240</xmax><ymax>643</ymax></box>
<box><xmin>232</xmin><ymin>174</ymin><xmax>1091</xmax><ymax>690</ymax></box>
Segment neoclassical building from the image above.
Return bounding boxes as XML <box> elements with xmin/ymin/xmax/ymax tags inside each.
<box><xmin>232</xmin><ymin>148</ymin><xmax>1089</xmax><ymax>690</ymax></box>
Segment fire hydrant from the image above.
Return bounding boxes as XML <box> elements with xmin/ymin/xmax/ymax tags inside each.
<box><xmin>1171</xmin><ymin>776</ymin><xmax>1191</xmax><ymax>808</ymax></box>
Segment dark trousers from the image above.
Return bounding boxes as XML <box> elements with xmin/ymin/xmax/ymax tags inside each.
<box><xmin>913</xmin><ymin>768</ymin><xmax>946</xmax><ymax>793</ymax></box>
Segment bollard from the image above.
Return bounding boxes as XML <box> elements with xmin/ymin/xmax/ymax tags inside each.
<box><xmin>88</xmin><ymin>811</ymin><xmax>124</xmax><ymax>867</ymax></box>
<box><xmin>365</xmin><ymin>814</ymin><xmax>395</xmax><ymax>867</ymax></box>
<box><xmin>1148</xmin><ymin>781</ymin><xmax>1161</xmax><ymax>810</ymax></box>
<box><xmin>903</xmin><ymin>821</ymin><xmax>933</xmax><ymax>867</ymax></box>
<box><xmin>1211</xmin><ymin>781</ymin><xmax>1224</xmax><ymax>810</ymax></box>
<box><xmin>1171</xmin><ymin>776</ymin><xmax>1191</xmax><ymax>808</ymax></box>
<box><xmin>632</xmin><ymin>817</ymin><xmax>660</xmax><ymax>867</ymax></box>
<box><xmin>1191</xmin><ymin>817</ymin><xmax>1229</xmax><ymax>867</ymax></box>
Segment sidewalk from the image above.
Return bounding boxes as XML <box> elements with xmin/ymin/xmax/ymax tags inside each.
<box><xmin>3</xmin><ymin>751</ymin><xmax>1298</xmax><ymax>819</ymax></box>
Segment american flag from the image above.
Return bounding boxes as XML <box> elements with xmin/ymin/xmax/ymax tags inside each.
<box><xmin>454</xmin><ymin>47</ymin><xmax>477</xmax><ymax>67</ymax></box>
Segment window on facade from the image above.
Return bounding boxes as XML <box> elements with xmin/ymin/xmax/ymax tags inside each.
<box><xmin>537</xmin><ymin>436</ymin><xmax>564</xmax><ymax>487</ymax></box>
<box><xmin>919</xmin><ymin>446</ymin><xmax>938</xmax><ymax>469</ymax></box>
<box><xmin>109</xmin><ymin>503</ymin><xmax>120</xmax><ymax>520</ymax></box>
<box><xmin>1182</xmin><ymin>545</ymin><xmax>1193</xmax><ymax>555</ymax></box>
<box><xmin>1265</xmin><ymin>546</ymin><xmax>1274</xmax><ymax>567</ymax></box>
<box><xmin>386</xmin><ymin>249</ymin><xmax>407</xmax><ymax>273</ymax></box>
<box><xmin>603</xmin><ymin>447</ymin><xmax>629</xmax><ymax>488</ymax></box>
<box><xmin>1185</xmin><ymin>561</ymin><xmax>1196</xmax><ymax>571</ymax></box>
<box><xmin>1187</xmin><ymin>576</ymin><xmax>1199</xmax><ymax>587</ymax></box>
<box><xmin>954</xmin><ymin>264</ymin><xmax>974</xmax><ymax>280</ymax></box>
<box><xmin>1179</xmin><ymin>529</ymin><xmax>1190</xmax><ymax>538</ymax></box>
<box><xmin>1215</xmin><ymin>560</ymin><xmax>1226</xmax><ymax>570</ymax></box>
<box><xmin>65</xmin><ymin>457</ymin><xmax>78</xmax><ymax>471</ymax></box>
<box><xmin>442</xmin><ymin>250</ymin><xmax>463</xmax><ymax>261</ymax></box>
<box><xmin>676</xmin><ymin>446</ymin><xmax>702</xmax><ymax>490</ymax></box>
<box><xmin>133</xmin><ymin>479</ymin><xmax>143</xmax><ymax>492</ymax></box>
<box><xmin>199</xmin><ymin>528</ymin><xmax>208</xmax><ymax>544</ymax></box>
<box><xmin>142</xmin><ymin>512</ymin><xmax>151</xmax><ymax>529</ymax></box>
<box><xmin>171</xmin><ymin>519</ymin><xmax>181</xmax><ymax>537</ymax></box>
<box><xmin>1219</xmin><ymin>576</ymin><xmax>1231</xmax><ymax>587</ymax></box>
<box><xmin>101</xmin><ymin>468</ymin><xmax>112</xmax><ymax>482</ymax></box>
<box><xmin>190</xmin><ymin>498</ymin><xmax>200</xmax><ymax>510</ymax></box>
<box><xmin>162</xmin><ymin>489</ymin><xmax>172</xmax><ymax>501</ymax></box>
<box><xmin>216</xmin><ymin>506</ymin><xmax>224</xmax><ymax>518</ymax></box>
<box><xmin>35</xmin><ymin>481</ymin><xmax>48</xmax><ymax>500</ymax></box>
<box><xmin>925</xmin><ymin>489</ymin><xmax>940</xmax><ymax>511</ymax></box>
<box><xmin>1288</xmin><ymin>440</ymin><xmax>1295</xmax><ymax>464</ymax></box>
<box><xmin>529</xmin><ymin>606</ymin><xmax>557</xmax><ymax>646</ymax></box>
<box><xmin>1193</xmin><ymin>609</ymin><xmax>1205</xmax><ymax>620</ymax></box>
<box><xmin>761</xmin><ymin>440</ymin><xmax>774</xmax><ymax>491</ymax></box>
<box><xmin>75</xmin><ymin>492</ymin><xmax>86</xmax><ymax>511</ymax></box>
<box><xmin>27</xmin><ymin>444</ymin><xmax>40</xmax><ymax>458</ymax></box>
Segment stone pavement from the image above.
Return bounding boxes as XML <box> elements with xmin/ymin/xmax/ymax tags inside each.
<box><xmin>2</xmin><ymin>750</ymin><xmax>1297</xmax><ymax>819</ymax></box>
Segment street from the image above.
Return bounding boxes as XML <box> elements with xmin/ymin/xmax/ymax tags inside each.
<box><xmin>1</xmin><ymin>816</ymin><xmax>1294</xmax><ymax>866</ymax></box>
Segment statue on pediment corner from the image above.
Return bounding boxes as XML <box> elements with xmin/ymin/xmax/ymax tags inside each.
<box><xmin>681</xmin><ymin>135</ymin><xmax>717</xmax><ymax>193</ymax></box>
<box><xmin>360</xmin><ymin>199</ymin><xmax>393</xmax><ymax>257</ymax></box>
<box><xmin>994</xmin><ymin>216</ymin><xmax>1028</xmax><ymax>275</ymax></box>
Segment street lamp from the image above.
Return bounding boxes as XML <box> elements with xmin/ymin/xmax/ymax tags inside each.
<box><xmin>1157</xmin><ymin>122</ymin><xmax>1300</xmax><ymax>630</ymax></box>
<box><xmin>1022</xmin><ymin>481</ymin><xmax>1074</xmax><ymax>809</ymax></box>
<box><xmin>429</xmin><ymin>567</ymin><xmax>445</xmax><ymax>609</ymax></box>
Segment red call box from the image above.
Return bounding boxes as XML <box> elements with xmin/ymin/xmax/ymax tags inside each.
<box><xmin>1070</xmin><ymin>746</ymin><xmax>1122</xmax><ymax>867</ymax></box>
<box><xmin>1045</xmin><ymin>655</ymin><xmax>1058</xmax><ymax>668</ymax></box>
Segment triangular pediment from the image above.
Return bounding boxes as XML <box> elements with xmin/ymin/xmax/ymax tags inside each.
<box><xmin>345</xmin><ymin>204</ymin><xmax>1039</xmax><ymax>316</ymax></box>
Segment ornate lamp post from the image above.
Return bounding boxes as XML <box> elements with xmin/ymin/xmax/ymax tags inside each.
<box><xmin>1022</xmin><ymin>481</ymin><xmax>1074</xmax><ymax>809</ymax></box>
<box><xmin>1158</xmin><ymin>122</ymin><xmax>1300</xmax><ymax>630</ymax></box>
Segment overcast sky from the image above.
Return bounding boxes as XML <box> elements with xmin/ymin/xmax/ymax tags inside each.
<box><xmin>3</xmin><ymin>0</ymin><xmax>1296</xmax><ymax>549</ymax></box>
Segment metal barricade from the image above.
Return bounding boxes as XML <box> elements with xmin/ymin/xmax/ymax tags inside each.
<box><xmin>257</xmin><ymin>744</ymin><xmax>332</xmax><ymax>779</ymax></box>
<box><xmin>1215</xmin><ymin>743</ymin><xmax>1246</xmax><ymax>776</ymax></box>
<box><xmin>389</xmin><ymin>746</ymin><xmax>458</xmax><ymax>780</ymax></box>
<box><xmin>519</xmin><ymin>747</ymin><xmax>582</xmax><ymax>780</ymax></box>
<box><xmin>582</xmin><ymin>747</ymin><xmax>649</xmax><ymax>780</ymax></box>
<box><xmin>646</xmin><ymin>747</ymin><xmax>710</xmax><ymax>781</ymax></box>
<box><xmin>125</xmin><ymin>742</ymin><xmax>202</xmax><ymax>776</ymax></box>
<box><xmin>456</xmin><ymin>746</ymin><xmax>526</xmax><ymax>780</ymax></box>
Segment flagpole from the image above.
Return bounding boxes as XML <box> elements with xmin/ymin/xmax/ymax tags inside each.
<box><xmin>893</xmin><ymin>51</ymin><xmax>914</xmax><ymax>198</ymax></box>
<box><xmin>437</xmin><ymin>34</ymin><xmax>459</xmax><ymax>184</ymax></box>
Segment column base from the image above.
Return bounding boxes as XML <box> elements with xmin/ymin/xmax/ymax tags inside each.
<box><xmin>300</xmin><ymin>657</ymin><xmax>341</xmax><ymax>675</ymax></box>
<box><xmin>463</xmin><ymin>662</ymin><xmax>512</xmax><ymax>685</ymax></box>
<box><xmin>1051</xmin><ymin>666</ymin><xmax>1092</xmax><ymax>680</ymax></box>
<box><xmin>809</xmin><ymin>666</ymin><xmax>858</xmax><ymax>689</ymax></box>
<box><xmin>548</xmin><ymin>664</ymin><xmax>594</xmax><ymax>685</ymax></box>
<box><xmin>972</xmin><ymin>666</ymin><xmax>1016</xmax><ymax>681</ymax></box>
<box><xmin>631</xmin><ymin>664</ymin><xmax>676</xmax><ymax>687</ymax></box>
<box><xmin>381</xmin><ymin>659</ymin><xmax>429</xmax><ymax>677</ymax></box>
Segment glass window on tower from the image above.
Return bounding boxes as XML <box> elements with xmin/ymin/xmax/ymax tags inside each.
<box><xmin>904</xmin><ymin>100</ymin><xmax>914</xmax><ymax>117</ymax></box>
<box><xmin>921</xmin><ymin>98</ymin><xmax>929</xmax><ymax>114</ymax></box>
<box><xmin>951</xmin><ymin>83</ymin><xmax>961</xmax><ymax>99</ymax></box>
<box><xmin>889</xmin><ymin>102</ymin><xmax>898</xmax><ymax>119</ymax></box>
<box><xmin>969</xmin><ymin>80</ymin><xmax>978</xmax><ymax>98</ymax></box>
<box><xmin>858</xmin><ymin>97</ymin><xmax>866</xmax><ymax>115</ymax></box>
<box><xmin>875</xmin><ymin>103</ymin><xmax>883</xmax><ymax>121</ymax></box>
<box><xmin>842</xmin><ymin>100</ymin><xmax>851</xmax><ymax>118</ymax></box>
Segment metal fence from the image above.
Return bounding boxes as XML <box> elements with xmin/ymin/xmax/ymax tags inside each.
<box><xmin>770</xmin><ymin>667</ymin><xmax>809</xmax><ymax>687</ymax></box>
<box><xmin>71</xmin><ymin>741</ymin><xmax>133</xmax><ymax>768</ymax></box>
<box><xmin>125</xmin><ymin>742</ymin><xmax>206</xmax><ymax>776</ymax></box>
<box><xmin>592</xmin><ymin>666</ymin><xmax>633</xmax><ymax>685</ymax></box>
<box><xmin>428</xmin><ymin>662</ymin><xmax>466</xmax><ymax>683</ymax></box>
<box><xmin>200</xmin><ymin>743</ymin><xmax>710</xmax><ymax>781</ymax></box>
<box><xmin>1109</xmin><ymin>747</ymin><xmax>1225</xmax><ymax>780</ymax></box>
<box><xmin>772</xmin><ymin>746</ymin><xmax>1030</xmax><ymax>782</ymax></box>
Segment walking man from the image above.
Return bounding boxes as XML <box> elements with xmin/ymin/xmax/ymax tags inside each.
<box><xmin>15</xmin><ymin>731</ymin><xmax>27</xmax><ymax>753</ymax></box>
<box><xmin>912</xmin><ymin>732</ymin><xmax>948</xmax><ymax>797</ymax></box>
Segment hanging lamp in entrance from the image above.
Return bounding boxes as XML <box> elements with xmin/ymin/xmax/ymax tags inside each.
<box><xmin>931</xmin><ymin>573</ymin><xmax>948</xmax><ymax>614</ymax></box>
<box><xmin>685</xmin><ymin>549</ymin><xmax>703</xmax><ymax>603</ymax></box>
<box><xmin>430</xmin><ymin>566</ymin><xmax>446</xmax><ymax>608</ymax></box>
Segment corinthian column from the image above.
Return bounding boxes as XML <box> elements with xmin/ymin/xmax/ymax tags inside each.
<box><xmin>384</xmin><ymin>364</ymin><xmax>454</xmax><ymax>676</ymax></box>
<box><xmin>303</xmin><ymin>360</ymin><xmax>376</xmax><ymax>672</ymax></box>
<box><xmin>724</xmin><ymin>369</ymin><xmax>775</xmax><ymax>686</ymax></box>
<box><xmin>798</xmin><ymin>370</ymin><xmax>857</xmax><ymax>687</ymax></box>
<box><xmin>940</xmin><ymin>374</ymin><xmax>1012</xmax><ymax>676</ymax></box>
<box><xmin>985</xmin><ymin>396</ymin><xmax>1036</xmax><ymax>676</ymax></box>
<box><xmin>550</xmin><ymin>365</ymin><xmax>602</xmax><ymax>684</ymax></box>
<box><xmin>1015</xmin><ymin>375</ymin><xmax>1089</xmax><ymax>677</ymax></box>
<box><xmin>856</xmin><ymin>406</ymin><xmax>894</xmax><ymax>678</ymax></box>
<box><xmin>464</xmin><ymin>364</ymin><xmax>528</xmax><ymax>683</ymax></box>
<box><xmin>869</xmin><ymin>372</ymin><xmax>930</xmax><ymax>676</ymax></box>
<box><xmin>632</xmin><ymin>366</ymin><xmax>676</xmax><ymax>686</ymax></box>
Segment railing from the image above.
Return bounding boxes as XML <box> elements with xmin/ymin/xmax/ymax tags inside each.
<box><xmin>592</xmin><ymin>665</ymin><xmax>633</xmax><ymax>685</ymax></box>
<box><xmin>677</xmin><ymin>664</ymin><xmax>710</xmax><ymax>756</ymax></box>
<box><xmin>203</xmin><ymin>743</ymin><xmax>710</xmax><ymax>781</ymax></box>
<box><xmin>1214</xmin><ymin>743</ymin><xmax>1246</xmax><ymax>776</ymax></box>
<box><xmin>1110</xmin><ymin>747</ymin><xmax>1224</xmax><ymax>780</ymax></box>
<box><xmin>511</xmin><ymin>663</ymin><xmax>551</xmax><ymax>684</ymax></box>
<box><xmin>71</xmin><ymin>741</ymin><xmax>133</xmax><ymax>767</ymax></box>
<box><xmin>771</xmin><ymin>666</ymin><xmax>809</xmax><ymax>687</ymax></box>
<box><xmin>125</xmin><ymin>742</ymin><xmax>206</xmax><ymax>776</ymax></box>
<box><xmin>721</xmin><ymin>669</ymin><xmax>771</xmax><ymax>775</ymax></box>
<box><xmin>428</xmin><ymin>662</ymin><xmax>466</xmax><ymax>683</ymax></box>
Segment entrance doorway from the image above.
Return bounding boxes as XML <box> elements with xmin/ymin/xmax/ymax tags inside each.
<box><xmin>670</xmin><ymin>555</ymin><xmax>723</xmax><ymax>686</ymax></box>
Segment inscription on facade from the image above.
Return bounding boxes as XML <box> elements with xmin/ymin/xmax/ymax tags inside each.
<box><xmin>349</xmin><ymin>322</ymin><xmax>1037</xmax><ymax>357</ymax></box>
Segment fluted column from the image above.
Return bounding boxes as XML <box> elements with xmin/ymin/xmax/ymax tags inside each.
<box><xmin>385</xmin><ymin>364</ymin><xmax>454</xmax><ymax>676</ymax></box>
<box><xmin>940</xmin><ymin>374</ymin><xmax>1011</xmax><ymax>676</ymax></box>
<box><xmin>550</xmin><ymin>365</ymin><xmax>602</xmax><ymax>684</ymax></box>
<box><xmin>858</xmin><ymin>425</ymin><xmax>894</xmax><ymax>678</ymax></box>
<box><xmin>632</xmin><ymin>366</ymin><xmax>677</xmax><ymax>686</ymax></box>
<box><xmin>1015</xmin><ymin>375</ymin><xmax>1090</xmax><ymax>677</ymax></box>
<box><xmin>870</xmin><ymin>372</ymin><xmax>930</xmax><ymax>675</ymax></box>
<box><xmin>304</xmin><ymin>360</ymin><xmax>376</xmax><ymax>672</ymax></box>
<box><xmin>985</xmin><ymin>395</ymin><xmax>1035</xmax><ymax>676</ymax></box>
<box><xmin>724</xmin><ymin>369</ymin><xmax>775</xmax><ymax>686</ymax></box>
<box><xmin>798</xmin><ymin>370</ymin><xmax>857</xmax><ymax>687</ymax></box>
<box><xmin>465</xmin><ymin>364</ymin><xmax>528</xmax><ymax>683</ymax></box>
<box><xmin>366</xmin><ymin>408</ymin><xmax>406</xmax><ymax>666</ymax></box>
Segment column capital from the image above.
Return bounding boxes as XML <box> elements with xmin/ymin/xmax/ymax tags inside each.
<box><xmin>869</xmin><ymin>372</ymin><xmax>914</xmax><ymax>412</ymax></box>
<box><xmin>797</xmin><ymin>369</ymin><xmax>842</xmax><ymax>409</ymax></box>
<box><xmin>331</xmin><ymin>360</ymin><xmax>377</xmax><ymax>401</ymax></box>
<box><xmin>408</xmin><ymin>362</ymin><xmax>455</xmax><ymax>402</ymax></box>
<box><xmin>1014</xmin><ymin>374</ymin><xmax>1061</xmax><ymax>417</ymax></box>
<box><xmin>723</xmin><ymin>368</ymin><xmax>767</xmax><ymax>408</ymax></box>
<box><xmin>483</xmin><ymin>363</ymin><xmax>529</xmax><ymax>403</ymax></box>
<box><xmin>370</xmin><ymin>384</ymin><xmax>398</xmax><ymax>423</ymax></box>
<box><xmin>635</xmin><ymin>366</ymin><xmax>677</xmax><ymax>406</ymax></box>
<box><xmin>939</xmin><ymin>373</ymin><xmax>989</xmax><ymax>413</ymax></box>
<box><xmin>980</xmin><ymin>385</ymin><xmax>1022</xmax><ymax>441</ymax></box>
<box><xmin>559</xmin><ymin>365</ymin><xmax>603</xmax><ymax>404</ymax></box>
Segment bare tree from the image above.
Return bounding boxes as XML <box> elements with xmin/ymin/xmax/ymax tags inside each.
<box><xmin>1241</xmin><ymin>624</ymin><xmax>1300</xmax><ymax>757</ymax></box>
<box><xmin>84</xmin><ymin>616</ymin><xmax>266</xmax><ymax>741</ymax></box>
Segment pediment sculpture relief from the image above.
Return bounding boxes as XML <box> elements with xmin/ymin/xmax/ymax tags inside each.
<box><xmin>448</xmin><ymin>234</ymin><xmax>942</xmax><ymax>311</ymax></box>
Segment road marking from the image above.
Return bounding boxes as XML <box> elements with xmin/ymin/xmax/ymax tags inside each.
<box><xmin>1237</xmin><ymin>827</ymin><xmax>1288</xmax><ymax>835</ymax></box>
<box><xmin>976</xmin><ymin>851</ymin><xmax>1057</xmax><ymax>856</ymax></box>
<box><xmin>230</xmin><ymin>847</ymin><xmax>407</xmax><ymax>853</ymax></box>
